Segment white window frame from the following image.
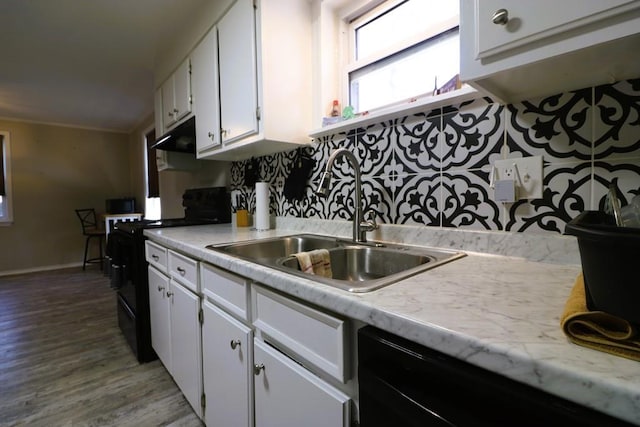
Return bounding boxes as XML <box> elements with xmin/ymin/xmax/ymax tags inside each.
<box><xmin>342</xmin><ymin>0</ymin><xmax>460</xmax><ymax>113</ymax></box>
<box><xmin>143</xmin><ymin>125</ymin><xmax>161</xmax><ymax>220</ymax></box>
<box><xmin>0</xmin><ymin>131</ymin><xmax>14</xmax><ymax>225</ymax></box>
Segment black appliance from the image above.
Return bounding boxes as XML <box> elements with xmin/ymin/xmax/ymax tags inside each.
<box><xmin>151</xmin><ymin>116</ymin><xmax>196</xmax><ymax>154</ymax></box>
<box><xmin>106</xmin><ymin>187</ymin><xmax>231</xmax><ymax>363</ymax></box>
<box><xmin>106</xmin><ymin>197</ymin><xmax>136</xmax><ymax>214</ymax></box>
<box><xmin>358</xmin><ymin>326</ymin><xmax>633</xmax><ymax>427</ymax></box>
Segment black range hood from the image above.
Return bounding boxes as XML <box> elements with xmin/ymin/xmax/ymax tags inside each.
<box><xmin>152</xmin><ymin>116</ymin><xmax>196</xmax><ymax>154</ymax></box>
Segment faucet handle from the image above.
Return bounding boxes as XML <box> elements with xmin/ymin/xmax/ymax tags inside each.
<box><xmin>362</xmin><ymin>209</ymin><xmax>379</xmax><ymax>231</ymax></box>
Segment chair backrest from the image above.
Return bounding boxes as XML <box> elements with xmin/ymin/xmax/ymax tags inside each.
<box><xmin>75</xmin><ymin>208</ymin><xmax>99</xmax><ymax>234</ymax></box>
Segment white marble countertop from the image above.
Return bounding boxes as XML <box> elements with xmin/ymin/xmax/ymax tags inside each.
<box><xmin>144</xmin><ymin>219</ymin><xmax>640</xmax><ymax>425</ymax></box>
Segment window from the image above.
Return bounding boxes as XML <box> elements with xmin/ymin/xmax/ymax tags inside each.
<box><xmin>0</xmin><ymin>131</ymin><xmax>14</xmax><ymax>225</ymax></box>
<box><xmin>144</xmin><ymin>128</ymin><xmax>161</xmax><ymax>220</ymax></box>
<box><xmin>346</xmin><ymin>0</ymin><xmax>460</xmax><ymax>113</ymax></box>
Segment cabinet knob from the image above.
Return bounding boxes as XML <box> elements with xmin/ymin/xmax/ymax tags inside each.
<box><xmin>166</xmin><ymin>291</ymin><xmax>174</xmax><ymax>297</ymax></box>
<box><xmin>177</xmin><ymin>267</ymin><xmax>186</xmax><ymax>275</ymax></box>
<box><xmin>157</xmin><ymin>285</ymin><xmax>165</xmax><ymax>292</ymax></box>
<box><xmin>492</xmin><ymin>8</ymin><xmax>509</xmax><ymax>25</ymax></box>
<box><xmin>230</xmin><ymin>339</ymin><xmax>241</xmax><ymax>350</ymax></box>
<box><xmin>254</xmin><ymin>363</ymin><xmax>265</xmax><ymax>375</ymax></box>
<box><xmin>208</xmin><ymin>132</ymin><xmax>215</xmax><ymax>140</ymax></box>
<box><xmin>173</xmin><ymin>108</ymin><xmax>179</xmax><ymax>113</ymax></box>
<box><xmin>152</xmin><ymin>254</ymin><xmax>159</xmax><ymax>261</ymax></box>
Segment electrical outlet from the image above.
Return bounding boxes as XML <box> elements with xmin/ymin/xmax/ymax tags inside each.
<box><xmin>493</xmin><ymin>156</ymin><xmax>543</xmax><ymax>200</ymax></box>
<box><xmin>275</xmin><ymin>177</ymin><xmax>285</xmax><ymax>190</ymax></box>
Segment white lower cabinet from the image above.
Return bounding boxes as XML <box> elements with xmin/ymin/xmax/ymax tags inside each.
<box><xmin>253</xmin><ymin>339</ymin><xmax>350</xmax><ymax>427</ymax></box>
<box><xmin>202</xmin><ymin>299</ymin><xmax>253</xmax><ymax>427</ymax></box>
<box><xmin>148</xmin><ymin>266</ymin><xmax>171</xmax><ymax>369</ymax></box>
<box><xmin>146</xmin><ymin>243</ymin><xmax>203</xmax><ymax>419</ymax></box>
<box><xmin>200</xmin><ymin>264</ymin><xmax>352</xmax><ymax>427</ymax></box>
<box><xmin>169</xmin><ymin>279</ymin><xmax>203</xmax><ymax>419</ymax></box>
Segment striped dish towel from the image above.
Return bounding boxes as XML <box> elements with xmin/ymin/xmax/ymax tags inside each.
<box><xmin>293</xmin><ymin>249</ymin><xmax>333</xmax><ymax>278</ymax></box>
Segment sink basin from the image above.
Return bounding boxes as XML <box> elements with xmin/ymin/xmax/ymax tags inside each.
<box><xmin>213</xmin><ymin>234</ymin><xmax>341</xmax><ymax>260</ymax></box>
<box><xmin>207</xmin><ymin>234</ymin><xmax>465</xmax><ymax>293</ymax></box>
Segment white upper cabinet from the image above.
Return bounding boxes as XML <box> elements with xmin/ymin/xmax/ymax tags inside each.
<box><xmin>160</xmin><ymin>58</ymin><xmax>192</xmax><ymax>132</ymax></box>
<box><xmin>197</xmin><ymin>0</ymin><xmax>312</xmax><ymax>161</ymax></box>
<box><xmin>218</xmin><ymin>0</ymin><xmax>259</xmax><ymax>146</ymax></box>
<box><xmin>191</xmin><ymin>26</ymin><xmax>221</xmax><ymax>157</ymax></box>
<box><xmin>460</xmin><ymin>0</ymin><xmax>640</xmax><ymax>102</ymax></box>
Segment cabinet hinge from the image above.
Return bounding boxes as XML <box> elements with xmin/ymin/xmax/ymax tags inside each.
<box><xmin>256</xmin><ymin>106</ymin><xmax>261</xmax><ymax>121</ymax></box>
<box><xmin>198</xmin><ymin>308</ymin><xmax>204</xmax><ymax>324</ymax></box>
<box><xmin>201</xmin><ymin>393</ymin><xmax>206</xmax><ymax>409</ymax></box>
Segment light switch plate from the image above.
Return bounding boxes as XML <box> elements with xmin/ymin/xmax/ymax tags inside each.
<box><xmin>493</xmin><ymin>156</ymin><xmax>544</xmax><ymax>200</ymax></box>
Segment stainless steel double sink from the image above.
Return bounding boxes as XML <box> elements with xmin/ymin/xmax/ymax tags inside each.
<box><xmin>207</xmin><ymin>234</ymin><xmax>465</xmax><ymax>293</ymax></box>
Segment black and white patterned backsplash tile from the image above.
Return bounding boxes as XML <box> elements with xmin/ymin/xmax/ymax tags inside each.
<box><xmin>394</xmin><ymin>173</ymin><xmax>442</xmax><ymax>227</ymax></box>
<box><xmin>505</xmin><ymin>162</ymin><xmax>592</xmax><ymax>233</ymax></box>
<box><xmin>230</xmin><ymin>77</ymin><xmax>640</xmax><ymax>235</ymax></box>
<box><xmin>593</xmin><ymin>78</ymin><xmax>640</xmax><ymax>160</ymax></box>
<box><xmin>592</xmin><ymin>160</ymin><xmax>640</xmax><ymax>210</ymax></box>
<box><xmin>440</xmin><ymin>170</ymin><xmax>501</xmax><ymax>230</ymax></box>
<box><xmin>441</xmin><ymin>100</ymin><xmax>504</xmax><ymax>172</ymax></box>
<box><xmin>356</xmin><ymin>120</ymin><xmax>396</xmax><ymax>177</ymax></box>
<box><xmin>506</xmin><ymin>89</ymin><xmax>593</xmax><ymax>162</ymax></box>
<box><xmin>394</xmin><ymin>113</ymin><xmax>441</xmax><ymax>175</ymax></box>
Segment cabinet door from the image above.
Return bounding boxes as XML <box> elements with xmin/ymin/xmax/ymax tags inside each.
<box><xmin>161</xmin><ymin>77</ymin><xmax>176</xmax><ymax>128</ymax></box>
<box><xmin>202</xmin><ymin>300</ymin><xmax>253</xmax><ymax>427</ymax></box>
<box><xmin>169</xmin><ymin>280</ymin><xmax>203</xmax><ymax>418</ymax></box>
<box><xmin>148</xmin><ymin>266</ymin><xmax>171</xmax><ymax>370</ymax></box>
<box><xmin>173</xmin><ymin>58</ymin><xmax>192</xmax><ymax>122</ymax></box>
<box><xmin>218</xmin><ymin>0</ymin><xmax>259</xmax><ymax>144</ymax></box>
<box><xmin>476</xmin><ymin>0</ymin><xmax>639</xmax><ymax>59</ymax></box>
<box><xmin>254</xmin><ymin>339</ymin><xmax>350</xmax><ymax>427</ymax></box>
<box><xmin>191</xmin><ymin>27</ymin><xmax>221</xmax><ymax>154</ymax></box>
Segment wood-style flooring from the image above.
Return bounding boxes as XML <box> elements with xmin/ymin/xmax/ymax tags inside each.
<box><xmin>0</xmin><ymin>267</ymin><xmax>203</xmax><ymax>427</ymax></box>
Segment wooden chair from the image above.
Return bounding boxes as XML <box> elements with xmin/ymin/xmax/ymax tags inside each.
<box><xmin>75</xmin><ymin>208</ymin><xmax>105</xmax><ymax>270</ymax></box>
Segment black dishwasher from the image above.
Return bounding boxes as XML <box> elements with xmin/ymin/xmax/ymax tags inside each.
<box><xmin>358</xmin><ymin>326</ymin><xmax>633</xmax><ymax>427</ymax></box>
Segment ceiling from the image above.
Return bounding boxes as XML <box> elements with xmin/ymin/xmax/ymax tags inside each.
<box><xmin>0</xmin><ymin>0</ymin><xmax>210</xmax><ymax>133</ymax></box>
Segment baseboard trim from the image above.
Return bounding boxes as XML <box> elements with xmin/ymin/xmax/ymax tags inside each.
<box><xmin>0</xmin><ymin>262</ymin><xmax>86</xmax><ymax>277</ymax></box>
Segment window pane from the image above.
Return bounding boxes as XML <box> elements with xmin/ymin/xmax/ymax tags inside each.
<box><xmin>350</xmin><ymin>29</ymin><xmax>459</xmax><ymax>112</ymax></box>
<box><xmin>356</xmin><ymin>0</ymin><xmax>459</xmax><ymax>60</ymax></box>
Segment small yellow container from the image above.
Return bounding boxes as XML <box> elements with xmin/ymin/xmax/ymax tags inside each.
<box><xmin>236</xmin><ymin>210</ymin><xmax>249</xmax><ymax>227</ymax></box>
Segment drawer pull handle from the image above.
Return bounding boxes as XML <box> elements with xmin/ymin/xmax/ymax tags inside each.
<box><xmin>177</xmin><ymin>267</ymin><xmax>186</xmax><ymax>275</ymax></box>
<box><xmin>254</xmin><ymin>363</ymin><xmax>265</xmax><ymax>375</ymax></box>
<box><xmin>152</xmin><ymin>254</ymin><xmax>159</xmax><ymax>261</ymax></box>
<box><xmin>492</xmin><ymin>8</ymin><xmax>509</xmax><ymax>25</ymax></box>
<box><xmin>230</xmin><ymin>339</ymin><xmax>241</xmax><ymax>350</ymax></box>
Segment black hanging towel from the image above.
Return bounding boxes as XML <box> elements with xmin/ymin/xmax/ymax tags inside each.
<box><xmin>284</xmin><ymin>148</ymin><xmax>315</xmax><ymax>202</ymax></box>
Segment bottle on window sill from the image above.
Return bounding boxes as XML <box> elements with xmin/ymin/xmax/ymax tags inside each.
<box><xmin>330</xmin><ymin>100</ymin><xmax>340</xmax><ymax>117</ymax></box>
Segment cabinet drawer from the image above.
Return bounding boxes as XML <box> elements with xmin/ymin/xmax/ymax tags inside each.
<box><xmin>168</xmin><ymin>250</ymin><xmax>199</xmax><ymax>293</ymax></box>
<box><xmin>145</xmin><ymin>241</ymin><xmax>168</xmax><ymax>273</ymax></box>
<box><xmin>201</xmin><ymin>263</ymin><xmax>250</xmax><ymax>321</ymax></box>
<box><xmin>252</xmin><ymin>284</ymin><xmax>348</xmax><ymax>383</ymax></box>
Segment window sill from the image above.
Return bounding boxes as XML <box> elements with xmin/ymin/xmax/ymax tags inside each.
<box><xmin>309</xmin><ymin>86</ymin><xmax>480</xmax><ymax>139</ymax></box>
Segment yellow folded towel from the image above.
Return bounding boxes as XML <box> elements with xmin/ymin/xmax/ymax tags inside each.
<box><xmin>560</xmin><ymin>273</ymin><xmax>640</xmax><ymax>362</ymax></box>
<box><xmin>293</xmin><ymin>249</ymin><xmax>333</xmax><ymax>278</ymax></box>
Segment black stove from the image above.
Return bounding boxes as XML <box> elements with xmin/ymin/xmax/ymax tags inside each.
<box><xmin>106</xmin><ymin>187</ymin><xmax>230</xmax><ymax>363</ymax></box>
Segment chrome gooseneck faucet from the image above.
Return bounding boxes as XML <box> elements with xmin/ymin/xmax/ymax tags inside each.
<box><xmin>316</xmin><ymin>148</ymin><xmax>378</xmax><ymax>242</ymax></box>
